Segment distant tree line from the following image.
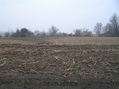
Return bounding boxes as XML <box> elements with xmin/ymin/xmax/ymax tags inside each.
<box><xmin>94</xmin><ymin>14</ymin><xmax>119</xmax><ymax>37</ymax></box>
<box><xmin>11</xmin><ymin>28</ymin><xmax>33</xmax><ymax>37</ymax></box>
<box><xmin>73</xmin><ymin>28</ymin><xmax>92</xmax><ymax>37</ymax></box>
<box><xmin>1</xmin><ymin>13</ymin><xmax>119</xmax><ymax>38</ymax></box>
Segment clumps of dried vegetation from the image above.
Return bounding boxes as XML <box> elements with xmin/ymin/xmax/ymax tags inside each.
<box><xmin>0</xmin><ymin>37</ymin><xmax>119</xmax><ymax>88</ymax></box>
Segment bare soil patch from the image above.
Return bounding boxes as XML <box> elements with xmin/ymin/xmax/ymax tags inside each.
<box><xmin>0</xmin><ymin>37</ymin><xmax>119</xmax><ymax>89</ymax></box>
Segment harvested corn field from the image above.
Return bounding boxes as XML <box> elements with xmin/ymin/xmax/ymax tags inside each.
<box><xmin>0</xmin><ymin>37</ymin><xmax>119</xmax><ymax>89</ymax></box>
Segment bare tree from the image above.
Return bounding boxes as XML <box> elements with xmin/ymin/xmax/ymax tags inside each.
<box><xmin>4</xmin><ymin>32</ymin><xmax>11</xmax><ymax>37</ymax></box>
<box><xmin>102</xmin><ymin>23</ymin><xmax>113</xmax><ymax>36</ymax></box>
<box><xmin>34</xmin><ymin>30</ymin><xmax>40</xmax><ymax>35</ymax></box>
<box><xmin>73</xmin><ymin>29</ymin><xmax>82</xmax><ymax>37</ymax></box>
<box><xmin>74</xmin><ymin>28</ymin><xmax>92</xmax><ymax>37</ymax></box>
<box><xmin>0</xmin><ymin>34</ymin><xmax>2</xmax><ymax>37</ymax></box>
<box><xmin>94</xmin><ymin>22</ymin><xmax>103</xmax><ymax>36</ymax></box>
<box><xmin>58</xmin><ymin>32</ymin><xmax>68</xmax><ymax>36</ymax></box>
<box><xmin>103</xmin><ymin>23</ymin><xmax>111</xmax><ymax>33</ymax></box>
<box><xmin>82</xmin><ymin>28</ymin><xmax>92</xmax><ymax>37</ymax></box>
<box><xmin>49</xmin><ymin>26</ymin><xmax>59</xmax><ymax>36</ymax></box>
<box><xmin>110</xmin><ymin>14</ymin><xmax>119</xmax><ymax>37</ymax></box>
<box><xmin>40</xmin><ymin>30</ymin><xmax>46</xmax><ymax>36</ymax></box>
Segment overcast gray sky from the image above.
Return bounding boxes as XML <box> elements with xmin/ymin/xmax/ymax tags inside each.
<box><xmin>0</xmin><ymin>0</ymin><xmax>119</xmax><ymax>33</ymax></box>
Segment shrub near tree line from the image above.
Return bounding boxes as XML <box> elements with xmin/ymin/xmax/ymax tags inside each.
<box><xmin>11</xmin><ymin>28</ymin><xmax>33</xmax><ymax>37</ymax></box>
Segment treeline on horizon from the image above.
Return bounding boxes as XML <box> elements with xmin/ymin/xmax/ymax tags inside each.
<box><xmin>0</xmin><ymin>13</ymin><xmax>119</xmax><ymax>37</ymax></box>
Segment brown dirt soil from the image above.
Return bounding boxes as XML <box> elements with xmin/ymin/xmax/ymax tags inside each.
<box><xmin>0</xmin><ymin>37</ymin><xmax>119</xmax><ymax>89</ymax></box>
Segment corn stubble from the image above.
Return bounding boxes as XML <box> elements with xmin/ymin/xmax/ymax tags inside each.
<box><xmin>0</xmin><ymin>37</ymin><xmax>119</xmax><ymax>89</ymax></box>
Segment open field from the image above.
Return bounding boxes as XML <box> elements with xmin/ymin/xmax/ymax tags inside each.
<box><xmin>1</xmin><ymin>37</ymin><xmax>119</xmax><ymax>45</ymax></box>
<box><xmin>0</xmin><ymin>37</ymin><xmax>119</xmax><ymax>89</ymax></box>
<box><xmin>45</xmin><ymin>37</ymin><xmax>119</xmax><ymax>45</ymax></box>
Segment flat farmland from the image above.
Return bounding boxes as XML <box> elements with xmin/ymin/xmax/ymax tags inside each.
<box><xmin>46</xmin><ymin>37</ymin><xmax>119</xmax><ymax>45</ymax></box>
<box><xmin>0</xmin><ymin>37</ymin><xmax>119</xmax><ymax>89</ymax></box>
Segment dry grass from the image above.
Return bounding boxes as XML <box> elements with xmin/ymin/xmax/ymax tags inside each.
<box><xmin>46</xmin><ymin>37</ymin><xmax>119</xmax><ymax>45</ymax></box>
<box><xmin>1</xmin><ymin>37</ymin><xmax>119</xmax><ymax>45</ymax></box>
<box><xmin>0</xmin><ymin>38</ymin><xmax>34</xmax><ymax>45</ymax></box>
